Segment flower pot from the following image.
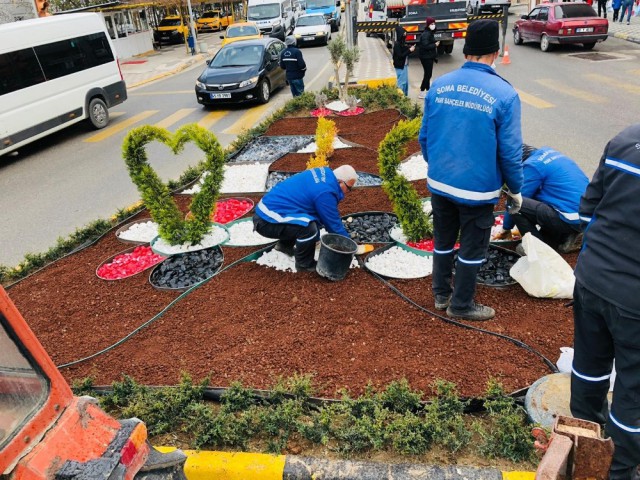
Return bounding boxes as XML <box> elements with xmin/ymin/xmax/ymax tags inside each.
<box><xmin>316</xmin><ymin>233</ymin><xmax>357</xmax><ymax>282</ymax></box>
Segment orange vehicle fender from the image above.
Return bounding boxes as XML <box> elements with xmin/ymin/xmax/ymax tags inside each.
<box><xmin>10</xmin><ymin>396</ymin><xmax>149</xmax><ymax>480</ymax></box>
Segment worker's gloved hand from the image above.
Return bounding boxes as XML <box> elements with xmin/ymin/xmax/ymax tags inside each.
<box><xmin>356</xmin><ymin>244</ymin><xmax>374</xmax><ymax>255</ymax></box>
<box><xmin>494</xmin><ymin>228</ymin><xmax>512</xmax><ymax>240</ymax></box>
<box><xmin>506</xmin><ymin>190</ymin><xmax>523</xmax><ymax>215</ymax></box>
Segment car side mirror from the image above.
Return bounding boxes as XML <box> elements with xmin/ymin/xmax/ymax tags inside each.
<box><xmin>521</xmin><ymin>14</ymin><xmax>528</xmax><ymax>19</ymax></box>
<box><xmin>206</xmin><ymin>59</ymin><xmax>211</xmax><ymax>65</ymax></box>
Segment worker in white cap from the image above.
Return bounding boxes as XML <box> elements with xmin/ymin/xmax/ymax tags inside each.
<box><xmin>253</xmin><ymin>165</ymin><xmax>358</xmax><ymax>272</ymax></box>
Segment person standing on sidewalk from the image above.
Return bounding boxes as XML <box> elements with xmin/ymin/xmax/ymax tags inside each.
<box><xmin>418</xmin><ymin>19</ymin><xmax>523</xmax><ymax>322</ymax></box>
<box><xmin>597</xmin><ymin>0</ymin><xmax>608</xmax><ymax>18</ymax></box>
<box><xmin>417</xmin><ymin>17</ymin><xmax>439</xmax><ymax>99</ymax></box>
<box><xmin>280</xmin><ymin>36</ymin><xmax>307</xmax><ymax>97</ymax></box>
<box><xmin>392</xmin><ymin>26</ymin><xmax>415</xmax><ymax>96</ymax></box>
<box><xmin>619</xmin><ymin>0</ymin><xmax>634</xmax><ymax>23</ymax></box>
<box><xmin>613</xmin><ymin>0</ymin><xmax>622</xmax><ymax>21</ymax></box>
<box><xmin>570</xmin><ymin>124</ymin><xmax>640</xmax><ymax>480</ymax></box>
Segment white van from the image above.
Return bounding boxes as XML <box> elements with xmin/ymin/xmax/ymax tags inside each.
<box><xmin>247</xmin><ymin>0</ymin><xmax>295</xmax><ymax>41</ymax></box>
<box><xmin>0</xmin><ymin>13</ymin><xmax>127</xmax><ymax>158</ymax></box>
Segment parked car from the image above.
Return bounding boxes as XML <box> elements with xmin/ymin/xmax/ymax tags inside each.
<box><xmin>293</xmin><ymin>13</ymin><xmax>331</xmax><ymax>45</ymax></box>
<box><xmin>220</xmin><ymin>22</ymin><xmax>263</xmax><ymax>46</ymax></box>
<box><xmin>513</xmin><ymin>2</ymin><xmax>608</xmax><ymax>52</ymax></box>
<box><xmin>195</xmin><ymin>37</ymin><xmax>287</xmax><ymax>106</ymax></box>
<box><xmin>466</xmin><ymin>0</ymin><xmax>510</xmax><ymax>14</ymax></box>
<box><xmin>154</xmin><ymin>15</ymin><xmax>190</xmax><ymax>45</ymax></box>
<box><xmin>196</xmin><ymin>10</ymin><xmax>233</xmax><ymax>32</ymax></box>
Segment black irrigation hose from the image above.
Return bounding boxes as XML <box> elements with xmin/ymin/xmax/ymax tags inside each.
<box><xmin>361</xmin><ymin>260</ymin><xmax>559</xmax><ymax>374</ymax></box>
<box><xmin>57</xmin><ymin>247</ymin><xmax>268</xmax><ymax>369</ymax></box>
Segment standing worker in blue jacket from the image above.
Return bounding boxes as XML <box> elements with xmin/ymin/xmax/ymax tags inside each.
<box><xmin>571</xmin><ymin>124</ymin><xmax>640</xmax><ymax>480</ymax></box>
<box><xmin>418</xmin><ymin>20</ymin><xmax>523</xmax><ymax>322</ymax></box>
<box><xmin>495</xmin><ymin>145</ymin><xmax>589</xmax><ymax>254</ymax></box>
<box><xmin>253</xmin><ymin>165</ymin><xmax>358</xmax><ymax>272</ymax></box>
<box><xmin>280</xmin><ymin>36</ymin><xmax>307</xmax><ymax>97</ymax></box>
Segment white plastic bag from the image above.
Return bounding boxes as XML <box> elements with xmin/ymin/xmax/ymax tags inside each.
<box><xmin>556</xmin><ymin>347</ymin><xmax>616</xmax><ymax>392</ymax></box>
<box><xmin>510</xmin><ymin>233</ymin><xmax>575</xmax><ymax>299</ymax></box>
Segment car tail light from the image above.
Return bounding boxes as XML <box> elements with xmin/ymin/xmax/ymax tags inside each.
<box><xmin>407</xmin><ymin>34</ymin><xmax>416</xmax><ymax>41</ymax></box>
<box><xmin>117</xmin><ymin>58</ymin><xmax>124</xmax><ymax>81</ymax></box>
<box><xmin>453</xmin><ymin>30</ymin><xmax>466</xmax><ymax>38</ymax></box>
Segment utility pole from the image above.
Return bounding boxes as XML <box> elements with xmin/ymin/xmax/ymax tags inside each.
<box><xmin>345</xmin><ymin>0</ymin><xmax>354</xmax><ymax>46</ymax></box>
<box><xmin>186</xmin><ymin>0</ymin><xmax>198</xmax><ymax>53</ymax></box>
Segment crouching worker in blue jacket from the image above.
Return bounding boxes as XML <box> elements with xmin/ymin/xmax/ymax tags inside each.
<box><xmin>495</xmin><ymin>145</ymin><xmax>589</xmax><ymax>254</ymax></box>
<box><xmin>253</xmin><ymin>165</ymin><xmax>358</xmax><ymax>272</ymax></box>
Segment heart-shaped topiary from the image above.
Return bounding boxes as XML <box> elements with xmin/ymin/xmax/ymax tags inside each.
<box><xmin>378</xmin><ymin>118</ymin><xmax>432</xmax><ymax>242</ymax></box>
<box><xmin>123</xmin><ymin>123</ymin><xmax>225</xmax><ymax>246</ymax></box>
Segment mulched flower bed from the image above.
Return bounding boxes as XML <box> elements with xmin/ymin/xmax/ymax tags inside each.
<box><xmin>6</xmin><ymin>109</ymin><xmax>577</xmax><ymax>399</ymax></box>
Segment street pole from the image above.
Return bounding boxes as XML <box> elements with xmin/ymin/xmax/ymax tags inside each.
<box><xmin>186</xmin><ymin>0</ymin><xmax>198</xmax><ymax>53</ymax></box>
<box><xmin>345</xmin><ymin>0</ymin><xmax>354</xmax><ymax>46</ymax></box>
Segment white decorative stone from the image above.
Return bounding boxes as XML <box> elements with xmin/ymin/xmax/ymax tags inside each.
<box><xmin>225</xmin><ymin>220</ymin><xmax>274</xmax><ymax>246</ymax></box>
<box><xmin>296</xmin><ymin>138</ymin><xmax>352</xmax><ymax>153</ymax></box>
<box><xmin>181</xmin><ymin>163</ymin><xmax>270</xmax><ymax>195</ymax></box>
<box><xmin>365</xmin><ymin>246</ymin><xmax>433</xmax><ymax>279</ymax></box>
<box><xmin>151</xmin><ymin>225</ymin><xmax>228</xmax><ymax>255</ymax></box>
<box><xmin>117</xmin><ymin>221</ymin><xmax>159</xmax><ymax>243</ymax></box>
<box><xmin>398</xmin><ymin>154</ymin><xmax>428</xmax><ymax>181</ymax></box>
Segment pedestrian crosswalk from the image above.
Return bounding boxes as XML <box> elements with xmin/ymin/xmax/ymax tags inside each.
<box><xmin>84</xmin><ymin>72</ymin><xmax>640</xmax><ymax>144</ymax></box>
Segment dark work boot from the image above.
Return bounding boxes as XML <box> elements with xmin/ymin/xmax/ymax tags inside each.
<box><xmin>434</xmin><ymin>294</ymin><xmax>451</xmax><ymax>311</ymax></box>
<box><xmin>446</xmin><ymin>302</ymin><xmax>495</xmax><ymax>321</ymax></box>
<box><xmin>558</xmin><ymin>232</ymin><xmax>583</xmax><ymax>254</ymax></box>
<box><xmin>274</xmin><ymin>241</ymin><xmax>295</xmax><ymax>256</ymax></box>
<box><xmin>295</xmin><ymin>261</ymin><xmax>317</xmax><ymax>273</ymax></box>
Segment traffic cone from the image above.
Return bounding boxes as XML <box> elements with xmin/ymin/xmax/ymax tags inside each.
<box><xmin>501</xmin><ymin>45</ymin><xmax>511</xmax><ymax>65</ymax></box>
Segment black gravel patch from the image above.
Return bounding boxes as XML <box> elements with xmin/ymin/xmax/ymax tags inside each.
<box><xmin>265</xmin><ymin>171</ymin><xmax>296</xmax><ymax>191</ymax></box>
<box><xmin>476</xmin><ymin>246</ymin><xmax>519</xmax><ymax>287</ymax></box>
<box><xmin>229</xmin><ymin>136</ymin><xmax>314</xmax><ymax>164</ymax></box>
<box><xmin>342</xmin><ymin>212</ymin><xmax>399</xmax><ymax>244</ymax></box>
<box><xmin>149</xmin><ymin>247</ymin><xmax>224</xmax><ymax>290</ymax></box>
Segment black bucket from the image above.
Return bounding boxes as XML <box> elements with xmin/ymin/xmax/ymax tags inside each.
<box><xmin>316</xmin><ymin>234</ymin><xmax>357</xmax><ymax>281</ymax></box>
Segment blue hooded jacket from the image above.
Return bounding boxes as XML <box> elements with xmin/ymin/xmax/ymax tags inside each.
<box><xmin>502</xmin><ymin>147</ymin><xmax>589</xmax><ymax>230</ymax></box>
<box><xmin>256</xmin><ymin>167</ymin><xmax>349</xmax><ymax>237</ymax></box>
<box><xmin>418</xmin><ymin>62</ymin><xmax>523</xmax><ymax>205</ymax></box>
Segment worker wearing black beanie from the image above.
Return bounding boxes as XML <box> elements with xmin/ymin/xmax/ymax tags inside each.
<box><xmin>463</xmin><ymin>19</ymin><xmax>500</xmax><ymax>56</ymax></box>
<box><xmin>417</xmin><ymin>18</ymin><xmax>523</xmax><ymax>322</ymax></box>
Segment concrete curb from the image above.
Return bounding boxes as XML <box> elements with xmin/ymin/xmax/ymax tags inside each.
<box><xmin>610</xmin><ymin>31</ymin><xmax>640</xmax><ymax>44</ymax></box>
<box><xmin>127</xmin><ymin>54</ymin><xmax>206</xmax><ymax>89</ymax></box>
<box><xmin>155</xmin><ymin>448</ymin><xmax>536</xmax><ymax>480</ymax></box>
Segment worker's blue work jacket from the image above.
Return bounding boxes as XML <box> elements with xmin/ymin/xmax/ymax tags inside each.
<box><xmin>419</xmin><ymin>62</ymin><xmax>523</xmax><ymax>206</ymax></box>
<box><xmin>256</xmin><ymin>167</ymin><xmax>349</xmax><ymax>237</ymax></box>
<box><xmin>503</xmin><ymin>147</ymin><xmax>589</xmax><ymax>230</ymax></box>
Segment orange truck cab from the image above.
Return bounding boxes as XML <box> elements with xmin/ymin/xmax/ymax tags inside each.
<box><xmin>0</xmin><ymin>286</ymin><xmax>186</xmax><ymax>479</ymax></box>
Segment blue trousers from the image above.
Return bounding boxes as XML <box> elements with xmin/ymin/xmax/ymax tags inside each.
<box><xmin>289</xmin><ymin>78</ymin><xmax>304</xmax><ymax>97</ymax></box>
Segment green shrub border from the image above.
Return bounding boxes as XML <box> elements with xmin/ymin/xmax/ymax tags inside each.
<box><xmin>1</xmin><ymin>85</ymin><xmax>420</xmax><ymax>285</ymax></box>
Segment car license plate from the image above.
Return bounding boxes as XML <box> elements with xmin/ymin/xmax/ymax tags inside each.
<box><xmin>303</xmin><ymin>36</ymin><xmax>314</xmax><ymax>41</ymax></box>
<box><xmin>210</xmin><ymin>92</ymin><xmax>231</xmax><ymax>99</ymax></box>
<box><xmin>434</xmin><ymin>32</ymin><xmax>452</xmax><ymax>40</ymax></box>
<box><xmin>576</xmin><ymin>27</ymin><xmax>593</xmax><ymax>33</ymax></box>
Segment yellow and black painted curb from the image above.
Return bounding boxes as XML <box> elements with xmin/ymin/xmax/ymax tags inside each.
<box><xmin>156</xmin><ymin>448</ymin><xmax>536</xmax><ymax>480</ymax></box>
<box><xmin>468</xmin><ymin>13</ymin><xmax>505</xmax><ymax>22</ymax></box>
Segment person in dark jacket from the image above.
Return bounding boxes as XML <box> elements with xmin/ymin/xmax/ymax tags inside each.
<box><xmin>495</xmin><ymin>145</ymin><xmax>589</xmax><ymax>253</ymax></box>
<box><xmin>417</xmin><ymin>17</ymin><xmax>439</xmax><ymax>99</ymax></box>
<box><xmin>280</xmin><ymin>36</ymin><xmax>307</xmax><ymax>97</ymax></box>
<box><xmin>253</xmin><ymin>165</ymin><xmax>358</xmax><ymax>272</ymax></box>
<box><xmin>418</xmin><ymin>20</ymin><xmax>523</xmax><ymax>322</ymax></box>
<box><xmin>392</xmin><ymin>26</ymin><xmax>415</xmax><ymax>96</ymax></box>
<box><xmin>571</xmin><ymin>124</ymin><xmax>640</xmax><ymax>480</ymax></box>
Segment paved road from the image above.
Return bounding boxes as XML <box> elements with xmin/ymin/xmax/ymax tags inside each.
<box><xmin>1</xmin><ymin>29</ymin><xmax>640</xmax><ymax>267</ymax></box>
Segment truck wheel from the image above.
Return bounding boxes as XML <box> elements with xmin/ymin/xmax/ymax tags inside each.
<box><xmin>437</xmin><ymin>44</ymin><xmax>446</xmax><ymax>55</ymax></box>
<box><xmin>444</xmin><ymin>44</ymin><xmax>453</xmax><ymax>54</ymax></box>
<box><xmin>88</xmin><ymin>98</ymin><xmax>109</xmax><ymax>129</ymax></box>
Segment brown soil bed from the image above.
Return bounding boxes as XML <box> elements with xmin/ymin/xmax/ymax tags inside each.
<box><xmin>7</xmin><ymin>109</ymin><xmax>576</xmax><ymax>401</ymax></box>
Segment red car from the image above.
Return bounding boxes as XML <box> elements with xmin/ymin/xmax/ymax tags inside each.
<box><xmin>512</xmin><ymin>2</ymin><xmax>608</xmax><ymax>52</ymax></box>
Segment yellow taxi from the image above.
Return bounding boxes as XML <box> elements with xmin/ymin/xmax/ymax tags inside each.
<box><xmin>196</xmin><ymin>10</ymin><xmax>233</xmax><ymax>32</ymax></box>
<box><xmin>154</xmin><ymin>15</ymin><xmax>190</xmax><ymax>45</ymax></box>
<box><xmin>220</xmin><ymin>21</ymin><xmax>262</xmax><ymax>46</ymax></box>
